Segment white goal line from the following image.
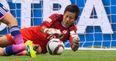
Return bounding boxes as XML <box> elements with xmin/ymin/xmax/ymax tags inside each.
<box><xmin>65</xmin><ymin>47</ymin><xmax>116</xmax><ymax>50</ymax></box>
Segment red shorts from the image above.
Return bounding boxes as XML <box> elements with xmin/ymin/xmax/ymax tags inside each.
<box><xmin>6</xmin><ymin>34</ymin><xmax>15</xmax><ymax>44</ymax></box>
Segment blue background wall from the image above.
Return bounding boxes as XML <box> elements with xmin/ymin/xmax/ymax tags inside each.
<box><xmin>0</xmin><ymin>0</ymin><xmax>116</xmax><ymax>48</ymax></box>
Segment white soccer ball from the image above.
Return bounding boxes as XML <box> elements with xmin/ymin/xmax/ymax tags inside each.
<box><xmin>47</xmin><ymin>38</ymin><xmax>65</xmax><ymax>55</ymax></box>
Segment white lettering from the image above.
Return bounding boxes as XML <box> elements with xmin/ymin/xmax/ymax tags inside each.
<box><xmin>77</xmin><ymin>0</ymin><xmax>113</xmax><ymax>34</ymax></box>
<box><xmin>43</xmin><ymin>0</ymin><xmax>71</xmax><ymax>21</ymax></box>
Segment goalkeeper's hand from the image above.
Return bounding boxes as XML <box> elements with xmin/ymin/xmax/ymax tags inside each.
<box><xmin>71</xmin><ymin>38</ymin><xmax>80</xmax><ymax>52</ymax></box>
<box><xmin>70</xmin><ymin>31</ymin><xmax>80</xmax><ymax>52</ymax></box>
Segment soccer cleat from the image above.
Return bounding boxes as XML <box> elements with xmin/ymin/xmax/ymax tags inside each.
<box><xmin>25</xmin><ymin>40</ymin><xmax>36</xmax><ymax>58</ymax></box>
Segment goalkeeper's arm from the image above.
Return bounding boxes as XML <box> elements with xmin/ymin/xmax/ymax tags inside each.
<box><xmin>40</xmin><ymin>26</ymin><xmax>62</xmax><ymax>35</ymax></box>
<box><xmin>69</xmin><ymin>31</ymin><xmax>80</xmax><ymax>52</ymax></box>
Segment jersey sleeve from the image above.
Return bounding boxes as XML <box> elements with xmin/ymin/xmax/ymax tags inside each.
<box><xmin>0</xmin><ymin>3</ymin><xmax>9</xmax><ymax>20</ymax></box>
<box><xmin>41</xmin><ymin>13</ymin><xmax>60</xmax><ymax>27</ymax></box>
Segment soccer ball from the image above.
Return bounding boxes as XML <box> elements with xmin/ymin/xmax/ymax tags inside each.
<box><xmin>47</xmin><ymin>38</ymin><xmax>64</xmax><ymax>55</ymax></box>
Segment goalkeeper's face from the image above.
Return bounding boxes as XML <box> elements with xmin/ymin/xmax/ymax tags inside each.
<box><xmin>63</xmin><ymin>11</ymin><xmax>76</xmax><ymax>28</ymax></box>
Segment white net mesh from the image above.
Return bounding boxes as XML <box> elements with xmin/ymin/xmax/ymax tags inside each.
<box><xmin>0</xmin><ymin>0</ymin><xmax>116</xmax><ymax>50</ymax></box>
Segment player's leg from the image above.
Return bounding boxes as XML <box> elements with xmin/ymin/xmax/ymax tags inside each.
<box><xmin>1</xmin><ymin>7</ymin><xmax>24</xmax><ymax>44</ymax></box>
<box><xmin>15</xmin><ymin>50</ymin><xmax>28</xmax><ymax>56</ymax></box>
<box><xmin>4</xmin><ymin>41</ymin><xmax>36</xmax><ymax>57</ymax></box>
<box><xmin>16</xmin><ymin>44</ymin><xmax>42</xmax><ymax>55</ymax></box>
<box><xmin>4</xmin><ymin>43</ymin><xmax>26</xmax><ymax>55</ymax></box>
<box><xmin>9</xmin><ymin>26</ymin><xmax>24</xmax><ymax>44</ymax></box>
<box><xmin>0</xmin><ymin>35</ymin><xmax>13</xmax><ymax>47</ymax></box>
<box><xmin>0</xmin><ymin>47</ymin><xmax>27</xmax><ymax>56</ymax></box>
<box><xmin>0</xmin><ymin>44</ymin><xmax>26</xmax><ymax>56</ymax></box>
<box><xmin>0</xmin><ymin>47</ymin><xmax>4</xmax><ymax>56</ymax></box>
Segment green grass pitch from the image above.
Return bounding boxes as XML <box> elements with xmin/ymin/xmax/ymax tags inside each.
<box><xmin>0</xmin><ymin>50</ymin><xmax>116</xmax><ymax>61</ymax></box>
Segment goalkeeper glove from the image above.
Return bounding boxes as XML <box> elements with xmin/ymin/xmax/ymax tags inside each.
<box><xmin>71</xmin><ymin>39</ymin><xmax>80</xmax><ymax>51</ymax></box>
<box><xmin>70</xmin><ymin>31</ymin><xmax>80</xmax><ymax>52</ymax></box>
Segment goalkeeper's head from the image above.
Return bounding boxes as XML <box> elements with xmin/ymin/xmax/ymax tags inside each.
<box><xmin>62</xmin><ymin>4</ymin><xmax>80</xmax><ymax>28</ymax></box>
<box><xmin>64</xmin><ymin>4</ymin><xmax>80</xmax><ymax>20</ymax></box>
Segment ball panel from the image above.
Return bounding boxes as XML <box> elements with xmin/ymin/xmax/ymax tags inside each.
<box><xmin>47</xmin><ymin>43</ymin><xmax>53</xmax><ymax>55</ymax></box>
<box><xmin>47</xmin><ymin>38</ymin><xmax>64</xmax><ymax>55</ymax></box>
<box><xmin>54</xmin><ymin>44</ymin><xmax>64</xmax><ymax>55</ymax></box>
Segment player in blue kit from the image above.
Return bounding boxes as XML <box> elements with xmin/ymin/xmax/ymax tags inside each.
<box><xmin>0</xmin><ymin>3</ymin><xmax>36</xmax><ymax>57</ymax></box>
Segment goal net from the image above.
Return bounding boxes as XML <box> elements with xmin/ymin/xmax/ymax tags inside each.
<box><xmin>0</xmin><ymin>0</ymin><xmax>116</xmax><ymax>50</ymax></box>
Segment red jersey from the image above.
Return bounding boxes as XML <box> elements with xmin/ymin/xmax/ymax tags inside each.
<box><xmin>7</xmin><ymin>13</ymin><xmax>77</xmax><ymax>54</ymax></box>
<box><xmin>41</xmin><ymin>13</ymin><xmax>77</xmax><ymax>41</ymax></box>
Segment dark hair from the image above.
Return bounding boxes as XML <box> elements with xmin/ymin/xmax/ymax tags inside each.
<box><xmin>64</xmin><ymin>4</ymin><xmax>80</xmax><ymax>20</ymax></box>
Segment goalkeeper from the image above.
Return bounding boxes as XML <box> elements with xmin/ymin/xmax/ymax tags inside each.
<box><xmin>0</xmin><ymin>2</ymin><xmax>36</xmax><ymax>57</ymax></box>
<box><xmin>0</xmin><ymin>4</ymin><xmax>80</xmax><ymax>55</ymax></box>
